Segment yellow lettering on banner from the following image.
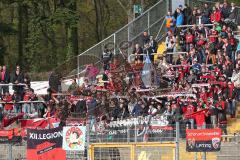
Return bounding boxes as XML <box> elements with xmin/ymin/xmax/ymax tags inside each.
<box><xmin>138</xmin><ymin>151</ymin><xmax>151</xmax><ymax>160</ymax></box>
<box><xmin>138</xmin><ymin>151</ymin><xmax>147</xmax><ymax>160</ymax></box>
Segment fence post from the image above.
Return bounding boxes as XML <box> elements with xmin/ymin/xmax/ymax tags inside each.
<box><xmin>113</xmin><ymin>33</ymin><xmax>116</xmax><ymax>55</ymax></box>
<box><xmin>77</xmin><ymin>56</ymin><xmax>80</xmax><ymax>84</ymax></box>
<box><xmin>130</xmin><ymin>144</ymin><xmax>136</xmax><ymax>160</ymax></box>
<box><xmin>8</xmin><ymin>143</ymin><xmax>12</xmax><ymax>160</ymax></box>
<box><xmin>134</xmin><ymin>119</ymin><xmax>137</xmax><ymax>142</ymax></box>
<box><xmin>166</xmin><ymin>0</ymin><xmax>169</xmax><ymax>13</ymax></box>
<box><xmin>128</xmin><ymin>25</ymin><xmax>130</xmax><ymax>41</ymax></box>
<box><xmin>147</xmin><ymin>11</ymin><xmax>150</xmax><ymax>35</ymax></box>
<box><xmin>89</xmin><ymin>145</ymin><xmax>94</xmax><ymax>160</ymax></box>
<box><xmin>127</xmin><ymin>125</ymin><xmax>130</xmax><ymax>142</ymax></box>
<box><xmin>86</xmin><ymin>119</ymin><xmax>90</xmax><ymax>160</ymax></box>
<box><xmin>175</xmin><ymin>121</ymin><xmax>180</xmax><ymax>160</ymax></box>
<box><xmin>202</xmin><ymin>152</ymin><xmax>206</xmax><ymax>160</ymax></box>
<box><xmin>195</xmin><ymin>152</ymin><xmax>198</xmax><ymax>160</ymax></box>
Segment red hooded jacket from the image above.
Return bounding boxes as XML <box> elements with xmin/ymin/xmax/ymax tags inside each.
<box><xmin>210</xmin><ymin>10</ymin><xmax>221</xmax><ymax>23</ymax></box>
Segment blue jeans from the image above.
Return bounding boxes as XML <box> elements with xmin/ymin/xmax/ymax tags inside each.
<box><xmin>186</xmin><ymin>119</ymin><xmax>194</xmax><ymax>129</ymax></box>
<box><xmin>14</xmin><ymin>104</ymin><xmax>22</xmax><ymax>113</ymax></box>
<box><xmin>228</xmin><ymin>100</ymin><xmax>236</xmax><ymax>116</ymax></box>
<box><xmin>231</xmin><ymin>51</ymin><xmax>236</xmax><ymax>64</ymax></box>
<box><xmin>165</xmin><ymin>27</ymin><xmax>175</xmax><ymax>33</ymax></box>
<box><xmin>22</xmin><ymin>103</ymin><xmax>31</xmax><ymax>114</ymax></box>
<box><xmin>88</xmin><ymin>115</ymin><xmax>96</xmax><ymax>132</ymax></box>
<box><xmin>211</xmin><ymin>115</ymin><xmax>217</xmax><ymax>128</ymax></box>
<box><xmin>199</xmin><ymin>49</ymin><xmax>206</xmax><ymax>64</ymax></box>
<box><xmin>237</xmin><ymin>89</ymin><xmax>240</xmax><ymax>101</ymax></box>
<box><xmin>156</xmin><ymin>74</ymin><xmax>161</xmax><ymax>87</ymax></box>
<box><xmin>197</xmin><ymin>122</ymin><xmax>206</xmax><ymax>129</ymax></box>
<box><xmin>186</xmin><ymin>43</ymin><xmax>191</xmax><ymax>52</ymax></box>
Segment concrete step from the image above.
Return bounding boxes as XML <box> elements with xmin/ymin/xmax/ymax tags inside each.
<box><xmin>221</xmin><ymin>144</ymin><xmax>240</xmax><ymax>148</ymax></box>
<box><xmin>219</xmin><ymin>149</ymin><xmax>240</xmax><ymax>155</ymax></box>
<box><xmin>218</xmin><ymin>142</ymin><xmax>240</xmax><ymax>160</ymax></box>
<box><xmin>221</xmin><ymin>142</ymin><xmax>240</xmax><ymax>145</ymax></box>
<box><xmin>227</xmin><ymin>118</ymin><xmax>237</xmax><ymax>122</ymax></box>
<box><xmin>217</xmin><ymin>155</ymin><xmax>240</xmax><ymax>160</ymax></box>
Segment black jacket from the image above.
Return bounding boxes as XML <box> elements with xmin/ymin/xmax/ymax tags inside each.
<box><xmin>11</xmin><ymin>71</ymin><xmax>24</xmax><ymax>93</ymax></box>
<box><xmin>11</xmin><ymin>71</ymin><xmax>24</xmax><ymax>84</ymax></box>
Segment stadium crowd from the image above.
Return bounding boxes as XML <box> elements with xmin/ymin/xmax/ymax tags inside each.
<box><xmin>63</xmin><ymin>1</ymin><xmax>239</xmax><ymax>135</ymax></box>
<box><xmin>0</xmin><ymin>1</ymin><xmax>239</xmax><ymax>137</ymax></box>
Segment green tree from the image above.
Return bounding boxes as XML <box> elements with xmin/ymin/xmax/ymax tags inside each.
<box><xmin>0</xmin><ymin>0</ymin><xmax>159</xmax><ymax>78</ymax></box>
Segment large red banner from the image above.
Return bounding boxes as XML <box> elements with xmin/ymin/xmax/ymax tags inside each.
<box><xmin>27</xmin><ymin>127</ymin><xmax>66</xmax><ymax>160</ymax></box>
<box><xmin>186</xmin><ymin>128</ymin><xmax>222</xmax><ymax>152</ymax></box>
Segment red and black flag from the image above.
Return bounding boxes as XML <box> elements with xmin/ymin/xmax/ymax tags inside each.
<box><xmin>186</xmin><ymin>128</ymin><xmax>222</xmax><ymax>152</ymax></box>
<box><xmin>27</xmin><ymin>127</ymin><xmax>66</xmax><ymax>160</ymax></box>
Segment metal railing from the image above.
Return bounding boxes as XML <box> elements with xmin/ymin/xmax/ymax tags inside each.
<box><xmin>55</xmin><ymin>0</ymin><xmax>240</xmax><ymax>79</ymax></box>
<box><xmin>77</xmin><ymin>0</ymin><xmax>167</xmax><ymax>57</ymax></box>
<box><xmin>176</xmin><ymin>24</ymin><xmax>214</xmax><ymax>28</ymax></box>
<box><xmin>1</xmin><ymin>125</ymin><xmax>240</xmax><ymax>160</ymax></box>
<box><xmin>51</xmin><ymin>0</ymin><xmax>168</xmax><ymax>79</ymax></box>
<box><xmin>89</xmin><ymin>142</ymin><xmax>176</xmax><ymax>160</ymax></box>
<box><xmin>76</xmin><ymin>0</ymin><xmax>168</xmax><ymax>79</ymax></box>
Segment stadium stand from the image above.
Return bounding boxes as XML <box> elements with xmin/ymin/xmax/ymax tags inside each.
<box><xmin>1</xmin><ymin>0</ymin><xmax>240</xmax><ymax>159</ymax></box>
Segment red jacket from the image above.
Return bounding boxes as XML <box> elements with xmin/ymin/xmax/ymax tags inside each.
<box><xmin>227</xmin><ymin>83</ymin><xmax>235</xmax><ymax>98</ymax></box>
<box><xmin>186</xmin><ymin>34</ymin><xmax>194</xmax><ymax>43</ymax></box>
<box><xmin>207</xmin><ymin>89</ymin><xmax>214</xmax><ymax>98</ymax></box>
<box><xmin>184</xmin><ymin>104</ymin><xmax>195</xmax><ymax>116</ymax></box>
<box><xmin>3</xmin><ymin>95</ymin><xmax>13</xmax><ymax>110</ymax></box>
<box><xmin>200</xmin><ymin>92</ymin><xmax>208</xmax><ymax>103</ymax></box>
<box><xmin>209</xmin><ymin>30</ymin><xmax>218</xmax><ymax>43</ymax></box>
<box><xmin>23</xmin><ymin>92</ymin><xmax>32</xmax><ymax>101</ymax></box>
<box><xmin>197</xmin><ymin>39</ymin><xmax>206</xmax><ymax>46</ymax></box>
<box><xmin>193</xmin><ymin>111</ymin><xmax>206</xmax><ymax>126</ymax></box>
<box><xmin>185</xmin><ymin>109</ymin><xmax>208</xmax><ymax>127</ymax></box>
<box><xmin>177</xmin><ymin>69</ymin><xmax>185</xmax><ymax>82</ymax></box>
<box><xmin>210</xmin><ymin>10</ymin><xmax>221</xmax><ymax>23</ymax></box>
<box><xmin>229</xmin><ymin>36</ymin><xmax>236</xmax><ymax>46</ymax></box>
<box><xmin>216</xmin><ymin>100</ymin><xmax>226</xmax><ymax>110</ymax></box>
